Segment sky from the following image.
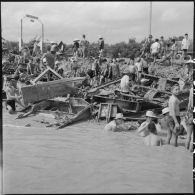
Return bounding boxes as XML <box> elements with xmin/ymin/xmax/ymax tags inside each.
<box><xmin>1</xmin><ymin>1</ymin><xmax>194</xmax><ymax>44</ymax></box>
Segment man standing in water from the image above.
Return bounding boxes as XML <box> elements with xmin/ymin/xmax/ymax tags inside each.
<box><xmin>104</xmin><ymin>113</ymin><xmax>131</xmax><ymax>131</ymax></box>
<box><xmin>143</xmin><ymin>122</ymin><xmax>162</xmax><ymax>146</ymax></box>
<box><xmin>137</xmin><ymin>110</ymin><xmax>158</xmax><ymax>137</ymax></box>
<box><xmin>168</xmin><ymin>84</ymin><xmax>181</xmax><ymax>146</ymax></box>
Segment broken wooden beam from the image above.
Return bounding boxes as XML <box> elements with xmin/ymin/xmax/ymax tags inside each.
<box><xmin>30</xmin><ymin>67</ymin><xmax>63</xmax><ymax>84</ymax></box>
<box><xmin>57</xmin><ymin>104</ymin><xmax>92</xmax><ymax>129</ymax></box>
<box><xmin>88</xmin><ymin>79</ymin><xmax>121</xmax><ymax>94</ymax></box>
<box><xmin>141</xmin><ymin>73</ymin><xmax>178</xmax><ymax>84</ymax></box>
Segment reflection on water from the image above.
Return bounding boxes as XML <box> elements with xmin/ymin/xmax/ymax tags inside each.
<box><xmin>3</xmin><ymin>121</ymin><xmax>193</xmax><ymax>194</ymax></box>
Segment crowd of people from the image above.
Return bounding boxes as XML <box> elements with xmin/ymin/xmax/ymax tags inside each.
<box><xmin>141</xmin><ymin>33</ymin><xmax>191</xmax><ymax>65</ymax></box>
<box><xmin>2</xmin><ymin>33</ymin><xmax>193</xmax><ymax>152</ymax></box>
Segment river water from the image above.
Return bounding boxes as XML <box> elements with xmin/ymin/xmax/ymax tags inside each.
<box><xmin>2</xmin><ymin>111</ymin><xmax>193</xmax><ymax>194</ymax></box>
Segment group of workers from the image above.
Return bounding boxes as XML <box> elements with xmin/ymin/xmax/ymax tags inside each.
<box><xmin>72</xmin><ymin>34</ymin><xmax>104</xmax><ymax>59</ymax></box>
<box><xmin>104</xmin><ymin>83</ymin><xmax>193</xmax><ymax>152</ymax></box>
<box><xmin>141</xmin><ymin>33</ymin><xmax>191</xmax><ymax>65</ymax></box>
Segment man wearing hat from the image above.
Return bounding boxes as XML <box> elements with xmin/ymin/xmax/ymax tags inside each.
<box><xmin>137</xmin><ymin>110</ymin><xmax>158</xmax><ymax>137</ymax></box>
<box><xmin>104</xmin><ymin>113</ymin><xmax>131</xmax><ymax>131</ymax></box>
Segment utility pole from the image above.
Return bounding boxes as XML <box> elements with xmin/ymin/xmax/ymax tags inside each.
<box><xmin>149</xmin><ymin>1</ymin><xmax>152</xmax><ymax>36</ymax></box>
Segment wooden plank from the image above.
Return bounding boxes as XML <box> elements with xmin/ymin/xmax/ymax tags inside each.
<box><xmin>21</xmin><ymin>79</ymin><xmax>79</xmax><ymax>106</ymax></box>
<box><xmin>88</xmin><ymin>79</ymin><xmax>121</xmax><ymax>94</ymax></box>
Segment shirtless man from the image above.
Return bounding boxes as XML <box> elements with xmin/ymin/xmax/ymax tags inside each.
<box><xmin>168</xmin><ymin>84</ymin><xmax>182</xmax><ymax>146</ymax></box>
<box><xmin>143</xmin><ymin>122</ymin><xmax>162</xmax><ymax>146</ymax></box>
<box><xmin>160</xmin><ymin>107</ymin><xmax>179</xmax><ymax>146</ymax></box>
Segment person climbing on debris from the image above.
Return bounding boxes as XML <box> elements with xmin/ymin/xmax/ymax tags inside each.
<box><xmin>185</xmin><ymin>86</ymin><xmax>193</xmax><ymax>152</ymax></box>
<box><xmin>72</xmin><ymin>38</ymin><xmax>80</xmax><ymax>59</ymax></box>
<box><xmin>104</xmin><ymin>113</ymin><xmax>131</xmax><ymax>131</ymax></box>
<box><xmin>143</xmin><ymin>121</ymin><xmax>162</xmax><ymax>146</ymax></box>
<box><xmin>137</xmin><ymin>110</ymin><xmax>158</xmax><ymax>137</ymax></box>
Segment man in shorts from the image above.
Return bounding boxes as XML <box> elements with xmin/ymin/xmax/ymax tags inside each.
<box><xmin>150</xmin><ymin>39</ymin><xmax>160</xmax><ymax>63</ymax></box>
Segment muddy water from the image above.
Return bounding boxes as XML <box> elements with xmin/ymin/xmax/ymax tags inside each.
<box><xmin>2</xmin><ymin>111</ymin><xmax>193</xmax><ymax>194</ymax></box>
